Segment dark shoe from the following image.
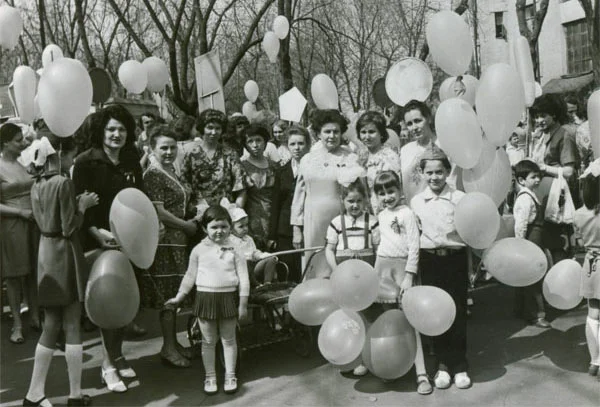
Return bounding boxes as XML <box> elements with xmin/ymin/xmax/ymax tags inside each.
<box><xmin>176</xmin><ymin>345</ymin><xmax>193</xmax><ymax>360</ymax></box>
<box><xmin>534</xmin><ymin>318</ymin><xmax>551</xmax><ymax>328</ymax></box>
<box><xmin>416</xmin><ymin>375</ymin><xmax>433</xmax><ymax>395</ymax></box>
<box><xmin>160</xmin><ymin>351</ymin><xmax>191</xmax><ymax>368</ymax></box>
<box><xmin>67</xmin><ymin>395</ymin><xmax>92</xmax><ymax>406</ymax></box>
<box><xmin>589</xmin><ymin>364</ymin><xmax>599</xmax><ymax>376</ymax></box>
<box><xmin>23</xmin><ymin>397</ymin><xmax>48</xmax><ymax>406</ymax></box>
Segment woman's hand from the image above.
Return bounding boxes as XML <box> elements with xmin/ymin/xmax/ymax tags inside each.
<box><xmin>19</xmin><ymin>208</ymin><xmax>35</xmax><ymax>221</ymax></box>
<box><xmin>77</xmin><ymin>191</ymin><xmax>99</xmax><ymax>213</ymax></box>
<box><xmin>398</xmin><ymin>273</ymin><xmax>415</xmax><ymax>299</ymax></box>
<box><xmin>182</xmin><ymin>220</ymin><xmax>197</xmax><ymax>236</ymax></box>
<box><xmin>292</xmin><ymin>226</ymin><xmax>303</xmax><ymax>249</ymax></box>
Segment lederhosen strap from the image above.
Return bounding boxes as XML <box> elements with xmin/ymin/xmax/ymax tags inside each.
<box><xmin>340</xmin><ymin>212</ymin><xmax>370</xmax><ymax>250</ymax></box>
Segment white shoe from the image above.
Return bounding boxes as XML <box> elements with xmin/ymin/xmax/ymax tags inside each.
<box><xmin>224</xmin><ymin>375</ymin><xmax>238</xmax><ymax>394</ymax></box>
<box><xmin>101</xmin><ymin>367</ymin><xmax>127</xmax><ymax>393</ymax></box>
<box><xmin>454</xmin><ymin>372</ymin><xmax>472</xmax><ymax>389</ymax></box>
<box><xmin>352</xmin><ymin>364</ymin><xmax>368</xmax><ymax>376</ymax></box>
<box><xmin>434</xmin><ymin>370</ymin><xmax>451</xmax><ymax>389</ymax></box>
<box><xmin>204</xmin><ymin>377</ymin><xmax>218</xmax><ymax>395</ymax></box>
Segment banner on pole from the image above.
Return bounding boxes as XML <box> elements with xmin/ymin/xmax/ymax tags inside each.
<box><xmin>194</xmin><ymin>49</ymin><xmax>225</xmax><ymax>114</ymax></box>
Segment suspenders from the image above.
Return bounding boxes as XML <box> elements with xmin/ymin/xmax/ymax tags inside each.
<box><xmin>340</xmin><ymin>212</ymin><xmax>370</xmax><ymax>250</ymax></box>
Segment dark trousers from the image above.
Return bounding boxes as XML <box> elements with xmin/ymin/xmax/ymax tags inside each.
<box><xmin>419</xmin><ymin>249</ymin><xmax>469</xmax><ymax>374</ymax></box>
<box><xmin>515</xmin><ymin>279</ymin><xmax>545</xmax><ymax>321</ymax></box>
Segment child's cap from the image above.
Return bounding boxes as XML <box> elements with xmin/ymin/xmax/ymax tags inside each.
<box><xmin>219</xmin><ymin>197</ymin><xmax>248</xmax><ymax>223</ymax></box>
<box><xmin>420</xmin><ymin>144</ymin><xmax>448</xmax><ymax>162</ymax></box>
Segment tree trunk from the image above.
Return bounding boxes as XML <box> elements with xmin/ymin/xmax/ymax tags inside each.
<box><xmin>278</xmin><ymin>0</ymin><xmax>294</xmax><ymax>92</ymax></box>
<box><xmin>516</xmin><ymin>0</ymin><xmax>549</xmax><ymax>81</ymax></box>
<box><xmin>74</xmin><ymin>0</ymin><xmax>96</xmax><ymax>68</ymax></box>
<box><xmin>37</xmin><ymin>0</ymin><xmax>46</xmax><ymax>49</ymax></box>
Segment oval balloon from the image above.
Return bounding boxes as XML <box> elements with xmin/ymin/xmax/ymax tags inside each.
<box><xmin>244</xmin><ymin>80</ymin><xmax>259</xmax><ymax>103</ymax></box>
<box><xmin>514</xmin><ymin>36</ymin><xmax>536</xmax><ymax>108</ymax></box>
<box><xmin>372</xmin><ymin>77</ymin><xmax>393</xmax><ymax>108</ymax></box>
<box><xmin>455</xmin><ymin>192</ymin><xmax>501</xmax><ymax>249</ymax></box>
<box><xmin>85</xmin><ymin>250</ymin><xmax>139</xmax><ymax>329</ymax></box>
<box><xmin>288</xmin><ymin>279</ymin><xmax>339</xmax><ymax>326</ymax></box>
<box><xmin>318</xmin><ymin>309</ymin><xmax>366</xmax><ymax>365</ymax></box>
<box><xmin>426</xmin><ymin>10</ymin><xmax>473</xmax><ymax>76</ymax></box>
<box><xmin>88</xmin><ymin>67</ymin><xmax>112</xmax><ymax>104</ymax></box>
<box><xmin>385</xmin><ymin>57</ymin><xmax>433</xmax><ymax>106</ymax></box>
<box><xmin>262</xmin><ymin>31</ymin><xmax>280</xmax><ymax>63</ymax></box>
<box><xmin>109</xmin><ymin>188</ymin><xmax>159</xmax><ymax>269</ymax></box>
<box><xmin>33</xmin><ymin>94</ymin><xmax>41</xmax><ymax>120</ymax></box>
<box><xmin>38</xmin><ymin>58</ymin><xmax>93</xmax><ymax>137</ymax></box>
<box><xmin>483</xmin><ymin>238</ymin><xmax>547</xmax><ymax>287</ymax></box>
<box><xmin>13</xmin><ymin>66</ymin><xmax>37</xmax><ymax>125</ymax></box>
<box><xmin>476</xmin><ymin>63</ymin><xmax>525</xmax><ymax>147</ymax></box>
<box><xmin>402</xmin><ymin>286</ymin><xmax>456</xmax><ymax>336</ymax></box>
<box><xmin>142</xmin><ymin>56</ymin><xmax>169</xmax><ymax>93</ymax></box>
<box><xmin>535</xmin><ymin>81</ymin><xmax>543</xmax><ymax>98</ymax></box>
<box><xmin>331</xmin><ymin>259</ymin><xmax>379</xmax><ymax>311</ymax></box>
<box><xmin>118</xmin><ymin>60</ymin><xmax>148</xmax><ymax>94</ymax></box>
<box><xmin>41</xmin><ymin>44</ymin><xmax>64</xmax><ymax>68</ymax></box>
<box><xmin>362</xmin><ymin>310</ymin><xmax>416</xmax><ymax>379</ymax></box>
<box><xmin>273</xmin><ymin>15</ymin><xmax>290</xmax><ymax>40</ymax></box>
<box><xmin>439</xmin><ymin>75</ymin><xmax>479</xmax><ymax>107</ymax></box>
<box><xmin>462</xmin><ymin>144</ymin><xmax>512</xmax><ymax>207</ymax></box>
<box><xmin>435</xmin><ymin>97</ymin><xmax>483</xmax><ymax>169</ymax></box>
<box><xmin>242</xmin><ymin>101</ymin><xmax>257</xmax><ymax>120</ymax></box>
<box><xmin>311</xmin><ymin>74</ymin><xmax>338</xmax><ymax>109</ymax></box>
<box><xmin>0</xmin><ymin>5</ymin><xmax>23</xmax><ymax>50</ymax></box>
<box><xmin>543</xmin><ymin>259</ymin><xmax>583</xmax><ymax>310</ymax></box>
<box><xmin>588</xmin><ymin>89</ymin><xmax>600</xmax><ymax>159</ymax></box>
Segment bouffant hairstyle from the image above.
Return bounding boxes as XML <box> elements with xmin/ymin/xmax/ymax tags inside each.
<box><xmin>514</xmin><ymin>159</ymin><xmax>541</xmax><ymax>183</ymax></box>
<box><xmin>148</xmin><ymin>124</ymin><xmax>179</xmax><ymax>149</ymax></box>
<box><xmin>356</xmin><ymin>111</ymin><xmax>389</xmax><ymax>144</ymax></box>
<box><xmin>373</xmin><ymin>170</ymin><xmax>402</xmax><ymax>194</ymax></box>
<box><xmin>581</xmin><ymin>173</ymin><xmax>600</xmax><ymax>214</ymax></box>
<box><xmin>403</xmin><ymin>100</ymin><xmax>433</xmax><ymax>129</ymax></box>
<box><xmin>285</xmin><ymin>125</ymin><xmax>312</xmax><ymax>150</ymax></box>
<box><xmin>200</xmin><ymin>205</ymin><xmax>232</xmax><ymax>229</ymax></box>
<box><xmin>242</xmin><ymin>124</ymin><xmax>270</xmax><ymax>146</ymax></box>
<box><xmin>89</xmin><ymin>104</ymin><xmax>137</xmax><ymax>151</ymax></box>
<box><xmin>310</xmin><ymin>109</ymin><xmax>349</xmax><ymax>134</ymax></box>
<box><xmin>531</xmin><ymin>94</ymin><xmax>569</xmax><ymax>125</ymax></box>
<box><xmin>0</xmin><ymin>123</ymin><xmax>22</xmax><ymax>149</ymax></box>
<box><xmin>196</xmin><ymin>109</ymin><xmax>227</xmax><ymax>134</ymax></box>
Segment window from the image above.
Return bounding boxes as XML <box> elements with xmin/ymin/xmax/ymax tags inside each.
<box><xmin>495</xmin><ymin>12</ymin><xmax>505</xmax><ymax>39</ymax></box>
<box><xmin>565</xmin><ymin>19</ymin><xmax>592</xmax><ymax>74</ymax></box>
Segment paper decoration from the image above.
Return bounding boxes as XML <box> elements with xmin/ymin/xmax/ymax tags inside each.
<box><xmin>279</xmin><ymin>87</ymin><xmax>307</xmax><ymax>123</ymax></box>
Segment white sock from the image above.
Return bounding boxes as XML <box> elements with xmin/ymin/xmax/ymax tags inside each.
<box><xmin>585</xmin><ymin>317</ymin><xmax>600</xmax><ymax>365</ymax></box>
<box><xmin>25</xmin><ymin>343</ymin><xmax>55</xmax><ymax>402</ymax></box>
<box><xmin>65</xmin><ymin>344</ymin><xmax>83</xmax><ymax>399</ymax></box>
<box><xmin>222</xmin><ymin>337</ymin><xmax>237</xmax><ymax>376</ymax></box>
<box><xmin>201</xmin><ymin>341</ymin><xmax>216</xmax><ymax>377</ymax></box>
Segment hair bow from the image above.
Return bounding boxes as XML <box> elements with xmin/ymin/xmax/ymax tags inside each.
<box><xmin>18</xmin><ymin>136</ymin><xmax>56</xmax><ymax>168</ymax></box>
<box><xmin>219</xmin><ymin>197</ymin><xmax>248</xmax><ymax>223</ymax></box>
<box><xmin>336</xmin><ymin>162</ymin><xmax>366</xmax><ymax>188</ymax></box>
<box><xmin>580</xmin><ymin>158</ymin><xmax>600</xmax><ymax>179</ymax></box>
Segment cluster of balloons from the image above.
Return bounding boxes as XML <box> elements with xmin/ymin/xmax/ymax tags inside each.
<box><xmin>589</xmin><ymin>89</ymin><xmax>600</xmax><ymax>159</ymax></box>
<box><xmin>0</xmin><ymin>4</ymin><xmax>23</xmax><ymax>50</ymax></box>
<box><xmin>118</xmin><ymin>56</ymin><xmax>169</xmax><ymax>94</ymax></box>
<box><xmin>262</xmin><ymin>15</ymin><xmax>290</xmax><ymax>63</ymax></box>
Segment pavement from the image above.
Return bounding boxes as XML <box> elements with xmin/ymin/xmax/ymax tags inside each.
<box><xmin>1</xmin><ymin>282</ymin><xmax>599</xmax><ymax>407</ymax></box>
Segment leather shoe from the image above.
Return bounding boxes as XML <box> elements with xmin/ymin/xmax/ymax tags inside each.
<box><xmin>67</xmin><ymin>395</ymin><xmax>92</xmax><ymax>406</ymax></box>
<box><xmin>534</xmin><ymin>318</ymin><xmax>551</xmax><ymax>328</ymax></box>
<box><xmin>588</xmin><ymin>364</ymin><xmax>599</xmax><ymax>376</ymax></box>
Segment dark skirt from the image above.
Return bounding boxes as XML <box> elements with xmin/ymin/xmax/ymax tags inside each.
<box><xmin>193</xmin><ymin>291</ymin><xmax>238</xmax><ymax>320</ymax></box>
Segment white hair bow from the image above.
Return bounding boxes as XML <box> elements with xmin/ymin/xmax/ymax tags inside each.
<box><xmin>219</xmin><ymin>197</ymin><xmax>248</xmax><ymax>223</ymax></box>
<box><xmin>18</xmin><ymin>137</ymin><xmax>56</xmax><ymax>167</ymax></box>
<box><xmin>580</xmin><ymin>158</ymin><xmax>600</xmax><ymax>179</ymax></box>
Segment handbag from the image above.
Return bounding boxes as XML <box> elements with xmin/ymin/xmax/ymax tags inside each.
<box><xmin>544</xmin><ymin>168</ymin><xmax>575</xmax><ymax>224</ymax></box>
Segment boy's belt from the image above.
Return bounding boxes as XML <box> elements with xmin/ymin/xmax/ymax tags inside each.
<box><xmin>421</xmin><ymin>247</ymin><xmax>465</xmax><ymax>256</ymax></box>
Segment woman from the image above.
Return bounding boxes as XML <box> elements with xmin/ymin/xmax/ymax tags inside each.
<box><xmin>181</xmin><ymin>109</ymin><xmax>246</xmax><ymax>208</ymax></box>
<box><xmin>72</xmin><ymin>105</ymin><xmax>144</xmax><ymax>393</ymax></box>
<box><xmin>136</xmin><ymin>112</ymin><xmax>156</xmax><ymax>155</ymax></box>
<box><xmin>272</xmin><ymin>119</ymin><xmax>291</xmax><ymax>166</ymax></box>
<box><xmin>291</xmin><ymin>109</ymin><xmax>362</xmax><ymax>276</ymax></box>
<box><xmin>223</xmin><ymin>114</ymin><xmax>249</xmax><ymax>156</ymax></box>
<box><xmin>240</xmin><ymin>124</ymin><xmax>278</xmax><ymax>250</ymax></box>
<box><xmin>142</xmin><ymin>125</ymin><xmax>197</xmax><ymax>368</ymax></box>
<box><xmin>0</xmin><ymin>123</ymin><xmax>40</xmax><ymax>344</ymax></box>
<box><xmin>269</xmin><ymin>125</ymin><xmax>311</xmax><ymax>282</ymax></box>
<box><xmin>356</xmin><ymin>111</ymin><xmax>402</xmax><ymax>214</ymax></box>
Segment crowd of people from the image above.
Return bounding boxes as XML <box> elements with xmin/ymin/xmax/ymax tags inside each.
<box><xmin>0</xmin><ymin>88</ymin><xmax>598</xmax><ymax>405</ymax></box>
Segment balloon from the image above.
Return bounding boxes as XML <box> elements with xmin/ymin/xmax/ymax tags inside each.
<box><xmin>330</xmin><ymin>259</ymin><xmax>379</xmax><ymax>311</ymax></box>
<box><xmin>362</xmin><ymin>310</ymin><xmax>416</xmax><ymax>379</ymax></box>
<box><xmin>496</xmin><ymin>215</ymin><xmax>515</xmax><ymax>241</ymax></box>
<box><xmin>38</xmin><ymin>58</ymin><xmax>93</xmax><ymax>137</ymax></box>
<box><xmin>426</xmin><ymin>10</ymin><xmax>473</xmax><ymax>76</ymax></box>
<box><xmin>402</xmin><ymin>286</ymin><xmax>456</xmax><ymax>336</ymax></box>
<box><xmin>142</xmin><ymin>56</ymin><xmax>169</xmax><ymax>93</ymax></box>
<box><xmin>33</xmin><ymin>94</ymin><xmax>41</xmax><ymax>120</ymax></box>
<box><xmin>462</xmin><ymin>144</ymin><xmax>512</xmax><ymax>206</ymax></box>
<box><xmin>0</xmin><ymin>5</ymin><xmax>23</xmax><ymax>50</ymax></box>
<box><xmin>85</xmin><ymin>250</ymin><xmax>140</xmax><ymax>329</ymax></box>
<box><xmin>435</xmin><ymin>97</ymin><xmax>483</xmax><ymax>169</ymax></box>
<box><xmin>588</xmin><ymin>89</ymin><xmax>600</xmax><ymax>159</ymax></box>
<box><xmin>483</xmin><ymin>238</ymin><xmax>547</xmax><ymax>287</ymax></box>
<box><xmin>385</xmin><ymin>57</ymin><xmax>433</xmax><ymax>106</ymax></box>
<box><xmin>454</xmin><ymin>192</ymin><xmax>501</xmax><ymax>249</ymax></box>
<box><xmin>318</xmin><ymin>309</ymin><xmax>365</xmax><ymax>365</ymax></box>
<box><xmin>543</xmin><ymin>259</ymin><xmax>583</xmax><ymax>310</ymax></box>
<box><xmin>311</xmin><ymin>74</ymin><xmax>338</xmax><ymax>109</ymax></box>
<box><xmin>534</xmin><ymin>81</ymin><xmax>543</xmax><ymax>98</ymax></box>
<box><xmin>273</xmin><ymin>15</ymin><xmax>290</xmax><ymax>40</ymax></box>
<box><xmin>439</xmin><ymin>75</ymin><xmax>479</xmax><ymax>106</ymax></box>
<box><xmin>289</xmin><ymin>279</ymin><xmax>339</xmax><ymax>326</ymax></box>
<box><xmin>118</xmin><ymin>60</ymin><xmax>148</xmax><ymax>94</ymax></box>
<box><xmin>514</xmin><ymin>36</ymin><xmax>536</xmax><ymax>107</ymax></box>
<box><xmin>41</xmin><ymin>44</ymin><xmax>64</xmax><ymax>68</ymax></box>
<box><xmin>372</xmin><ymin>77</ymin><xmax>393</xmax><ymax>108</ymax></box>
<box><xmin>242</xmin><ymin>101</ymin><xmax>257</xmax><ymax>120</ymax></box>
<box><xmin>244</xmin><ymin>80</ymin><xmax>259</xmax><ymax>103</ymax></box>
<box><xmin>262</xmin><ymin>31</ymin><xmax>280</xmax><ymax>63</ymax></box>
<box><xmin>476</xmin><ymin>63</ymin><xmax>525</xmax><ymax>147</ymax></box>
<box><xmin>88</xmin><ymin>67</ymin><xmax>112</xmax><ymax>104</ymax></box>
<box><xmin>109</xmin><ymin>188</ymin><xmax>159</xmax><ymax>269</ymax></box>
<box><xmin>12</xmin><ymin>66</ymin><xmax>37</xmax><ymax>125</ymax></box>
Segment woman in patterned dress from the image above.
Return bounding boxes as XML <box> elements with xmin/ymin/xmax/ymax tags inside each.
<box><xmin>142</xmin><ymin>125</ymin><xmax>197</xmax><ymax>368</ymax></box>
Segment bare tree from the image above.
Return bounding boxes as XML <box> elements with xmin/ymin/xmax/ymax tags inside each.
<box><xmin>515</xmin><ymin>0</ymin><xmax>549</xmax><ymax>81</ymax></box>
<box><xmin>578</xmin><ymin>0</ymin><xmax>600</xmax><ymax>87</ymax></box>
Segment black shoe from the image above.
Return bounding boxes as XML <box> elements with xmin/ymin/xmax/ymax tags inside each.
<box><xmin>23</xmin><ymin>397</ymin><xmax>47</xmax><ymax>406</ymax></box>
<box><xmin>67</xmin><ymin>395</ymin><xmax>92</xmax><ymax>406</ymax></box>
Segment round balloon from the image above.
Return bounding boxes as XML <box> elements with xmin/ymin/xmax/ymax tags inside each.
<box><xmin>13</xmin><ymin>66</ymin><xmax>37</xmax><ymax>125</ymax></box>
<box><xmin>462</xmin><ymin>145</ymin><xmax>512</xmax><ymax>207</ymax></box>
<box><xmin>311</xmin><ymin>74</ymin><xmax>338</xmax><ymax>109</ymax></box>
<box><xmin>262</xmin><ymin>31</ymin><xmax>280</xmax><ymax>63</ymax></box>
<box><xmin>242</xmin><ymin>101</ymin><xmax>257</xmax><ymax>120</ymax></box>
<box><xmin>330</xmin><ymin>259</ymin><xmax>379</xmax><ymax>311</ymax></box>
<box><xmin>288</xmin><ymin>279</ymin><xmax>339</xmax><ymax>326</ymax></box>
<box><xmin>543</xmin><ymin>259</ymin><xmax>583</xmax><ymax>310</ymax></box>
<box><xmin>41</xmin><ymin>44</ymin><xmax>64</xmax><ymax>68</ymax></box>
<box><xmin>435</xmin><ymin>97</ymin><xmax>483</xmax><ymax>169</ymax></box>
<box><xmin>244</xmin><ymin>80</ymin><xmax>259</xmax><ymax>103</ymax></box>
<box><xmin>372</xmin><ymin>77</ymin><xmax>393</xmax><ymax>108</ymax></box>
<box><xmin>385</xmin><ymin>57</ymin><xmax>433</xmax><ymax>106</ymax></box>
<box><xmin>85</xmin><ymin>250</ymin><xmax>139</xmax><ymax>329</ymax></box>
<box><xmin>426</xmin><ymin>10</ymin><xmax>473</xmax><ymax>76</ymax></box>
<box><xmin>402</xmin><ymin>286</ymin><xmax>456</xmax><ymax>336</ymax></box>
<box><xmin>273</xmin><ymin>15</ymin><xmax>290</xmax><ymax>40</ymax></box>
<box><xmin>318</xmin><ymin>309</ymin><xmax>366</xmax><ymax>365</ymax></box>
<box><xmin>38</xmin><ymin>58</ymin><xmax>93</xmax><ymax>137</ymax></box>
<box><xmin>142</xmin><ymin>56</ymin><xmax>169</xmax><ymax>93</ymax></box>
<box><xmin>483</xmin><ymin>238</ymin><xmax>547</xmax><ymax>287</ymax></box>
<box><xmin>454</xmin><ymin>192</ymin><xmax>501</xmax><ymax>249</ymax></box>
<box><xmin>109</xmin><ymin>188</ymin><xmax>159</xmax><ymax>269</ymax></box>
<box><xmin>88</xmin><ymin>67</ymin><xmax>112</xmax><ymax>104</ymax></box>
<box><xmin>439</xmin><ymin>75</ymin><xmax>479</xmax><ymax>106</ymax></box>
<box><xmin>588</xmin><ymin>89</ymin><xmax>600</xmax><ymax>159</ymax></box>
<box><xmin>514</xmin><ymin>36</ymin><xmax>536</xmax><ymax>107</ymax></box>
<box><xmin>0</xmin><ymin>5</ymin><xmax>23</xmax><ymax>50</ymax></box>
<box><xmin>118</xmin><ymin>60</ymin><xmax>148</xmax><ymax>94</ymax></box>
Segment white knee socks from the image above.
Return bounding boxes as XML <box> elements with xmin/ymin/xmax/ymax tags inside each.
<box><xmin>586</xmin><ymin>317</ymin><xmax>600</xmax><ymax>366</ymax></box>
<box><xmin>222</xmin><ymin>337</ymin><xmax>237</xmax><ymax>376</ymax></box>
<box><xmin>65</xmin><ymin>344</ymin><xmax>83</xmax><ymax>399</ymax></box>
<box><xmin>25</xmin><ymin>343</ymin><xmax>55</xmax><ymax>402</ymax></box>
<box><xmin>202</xmin><ymin>341</ymin><xmax>217</xmax><ymax>377</ymax></box>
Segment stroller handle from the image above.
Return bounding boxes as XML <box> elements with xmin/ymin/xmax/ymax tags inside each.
<box><xmin>261</xmin><ymin>246</ymin><xmax>324</xmax><ymax>259</ymax></box>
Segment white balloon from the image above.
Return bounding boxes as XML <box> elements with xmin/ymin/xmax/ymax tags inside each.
<box><xmin>118</xmin><ymin>60</ymin><xmax>148</xmax><ymax>94</ymax></box>
<box><xmin>242</xmin><ymin>101</ymin><xmax>257</xmax><ymax>119</ymax></box>
<box><xmin>142</xmin><ymin>56</ymin><xmax>169</xmax><ymax>93</ymax></box>
<box><xmin>462</xmin><ymin>146</ymin><xmax>512</xmax><ymax>207</ymax></box>
<box><xmin>439</xmin><ymin>75</ymin><xmax>479</xmax><ymax>106</ymax></box>
<box><xmin>38</xmin><ymin>58</ymin><xmax>93</xmax><ymax>137</ymax></box>
<box><xmin>543</xmin><ymin>259</ymin><xmax>584</xmax><ymax>310</ymax></box>
<box><xmin>426</xmin><ymin>10</ymin><xmax>473</xmax><ymax>76</ymax></box>
<box><xmin>262</xmin><ymin>31</ymin><xmax>280</xmax><ymax>63</ymax></box>
<box><xmin>514</xmin><ymin>36</ymin><xmax>536</xmax><ymax>108</ymax></box>
<box><xmin>0</xmin><ymin>5</ymin><xmax>23</xmax><ymax>51</ymax></box>
<box><xmin>244</xmin><ymin>80</ymin><xmax>259</xmax><ymax>103</ymax></box>
<box><xmin>273</xmin><ymin>15</ymin><xmax>290</xmax><ymax>40</ymax></box>
<box><xmin>13</xmin><ymin>66</ymin><xmax>37</xmax><ymax>125</ymax></box>
<box><xmin>311</xmin><ymin>74</ymin><xmax>338</xmax><ymax>109</ymax></box>
<box><xmin>587</xmin><ymin>89</ymin><xmax>600</xmax><ymax>159</ymax></box>
<box><xmin>42</xmin><ymin>44</ymin><xmax>64</xmax><ymax>68</ymax></box>
<box><xmin>535</xmin><ymin>81</ymin><xmax>543</xmax><ymax>98</ymax></box>
<box><xmin>33</xmin><ymin>94</ymin><xmax>41</xmax><ymax>120</ymax></box>
<box><xmin>385</xmin><ymin>58</ymin><xmax>433</xmax><ymax>106</ymax></box>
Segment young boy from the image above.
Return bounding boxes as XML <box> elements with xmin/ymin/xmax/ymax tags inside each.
<box><xmin>512</xmin><ymin>160</ymin><xmax>551</xmax><ymax>328</ymax></box>
<box><xmin>506</xmin><ymin>132</ymin><xmax>526</xmax><ymax>167</ymax></box>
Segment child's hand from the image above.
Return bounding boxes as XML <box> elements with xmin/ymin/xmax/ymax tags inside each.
<box><xmin>77</xmin><ymin>191</ymin><xmax>99</xmax><ymax>212</ymax></box>
<box><xmin>398</xmin><ymin>273</ymin><xmax>415</xmax><ymax>298</ymax></box>
<box><xmin>165</xmin><ymin>294</ymin><xmax>183</xmax><ymax>307</ymax></box>
<box><xmin>238</xmin><ymin>304</ymin><xmax>248</xmax><ymax>320</ymax></box>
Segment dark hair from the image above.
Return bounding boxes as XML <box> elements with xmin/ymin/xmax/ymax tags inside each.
<box><xmin>403</xmin><ymin>100</ymin><xmax>433</xmax><ymax>128</ymax></box>
<box><xmin>356</xmin><ymin>111</ymin><xmax>389</xmax><ymax>144</ymax></box>
<box><xmin>138</xmin><ymin>112</ymin><xmax>157</xmax><ymax>128</ymax></box>
<box><xmin>90</xmin><ymin>105</ymin><xmax>137</xmax><ymax>151</ymax></box>
<box><xmin>341</xmin><ymin>179</ymin><xmax>369</xmax><ymax>200</ymax></box>
<box><xmin>581</xmin><ymin>174</ymin><xmax>600</xmax><ymax>214</ymax></box>
<box><xmin>0</xmin><ymin>123</ymin><xmax>22</xmax><ymax>149</ymax></box>
<box><xmin>200</xmin><ymin>205</ymin><xmax>232</xmax><ymax>230</ymax></box>
<box><xmin>172</xmin><ymin>115</ymin><xmax>196</xmax><ymax>141</ymax></box>
<box><xmin>286</xmin><ymin>125</ymin><xmax>312</xmax><ymax>150</ymax></box>
<box><xmin>531</xmin><ymin>94</ymin><xmax>569</xmax><ymax>125</ymax></box>
<box><xmin>196</xmin><ymin>109</ymin><xmax>227</xmax><ymax>134</ymax></box>
<box><xmin>419</xmin><ymin>156</ymin><xmax>452</xmax><ymax>171</ymax></box>
<box><xmin>242</xmin><ymin>124</ymin><xmax>270</xmax><ymax>146</ymax></box>
<box><xmin>148</xmin><ymin>124</ymin><xmax>179</xmax><ymax>149</ymax></box>
<box><xmin>514</xmin><ymin>159</ymin><xmax>541</xmax><ymax>182</ymax></box>
<box><xmin>310</xmin><ymin>109</ymin><xmax>348</xmax><ymax>134</ymax></box>
<box><xmin>373</xmin><ymin>170</ymin><xmax>402</xmax><ymax>194</ymax></box>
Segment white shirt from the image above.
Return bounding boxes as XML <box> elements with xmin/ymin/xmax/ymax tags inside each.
<box><xmin>513</xmin><ymin>187</ymin><xmax>539</xmax><ymax>239</ymax></box>
<box><xmin>230</xmin><ymin>234</ymin><xmax>267</xmax><ymax>262</ymax></box>
<box><xmin>377</xmin><ymin>205</ymin><xmax>420</xmax><ymax>273</ymax></box>
<box><xmin>506</xmin><ymin>144</ymin><xmax>526</xmax><ymax>167</ymax></box>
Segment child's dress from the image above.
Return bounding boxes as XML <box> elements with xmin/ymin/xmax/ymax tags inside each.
<box><xmin>326</xmin><ymin>212</ymin><xmax>378</xmax><ymax>267</ymax></box>
<box><xmin>574</xmin><ymin>207</ymin><xmax>600</xmax><ymax>299</ymax></box>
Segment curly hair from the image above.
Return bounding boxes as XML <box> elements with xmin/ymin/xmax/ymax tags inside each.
<box><xmin>196</xmin><ymin>109</ymin><xmax>227</xmax><ymax>134</ymax></box>
<box><xmin>242</xmin><ymin>124</ymin><xmax>270</xmax><ymax>146</ymax></box>
<box><xmin>0</xmin><ymin>123</ymin><xmax>22</xmax><ymax>149</ymax></box>
<box><xmin>531</xmin><ymin>94</ymin><xmax>569</xmax><ymax>125</ymax></box>
<box><xmin>356</xmin><ymin>111</ymin><xmax>389</xmax><ymax>144</ymax></box>
<box><xmin>148</xmin><ymin>124</ymin><xmax>179</xmax><ymax>149</ymax></box>
<box><xmin>89</xmin><ymin>105</ymin><xmax>136</xmax><ymax>149</ymax></box>
<box><xmin>310</xmin><ymin>109</ymin><xmax>348</xmax><ymax>134</ymax></box>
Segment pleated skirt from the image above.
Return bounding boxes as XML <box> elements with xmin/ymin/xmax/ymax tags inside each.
<box><xmin>193</xmin><ymin>291</ymin><xmax>238</xmax><ymax>320</ymax></box>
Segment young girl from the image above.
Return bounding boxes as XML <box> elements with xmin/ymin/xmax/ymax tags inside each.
<box><xmin>574</xmin><ymin>160</ymin><xmax>600</xmax><ymax>379</ymax></box>
<box><xmin>410</xmin><ymin>146</ymin><xmax>471</xmax><ymax>390</ymax></box>
<box><xmin>23</xmin><ymin>135</ymin><xmax>99</xmax><ymax>407</ymax></box>
<box><xmin>165</xmin><ymin>206</ymin><xmax>249</xmax><ymax>395</ymax></box>
<box><xmin>371</xmin><ymin>171</ymin><xmax>431</xmax><ymax>395</ymax></box>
